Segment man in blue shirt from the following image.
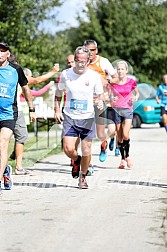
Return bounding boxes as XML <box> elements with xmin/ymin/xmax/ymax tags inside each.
<box><xmin>0</xmin><ymin>42</ymin><xmax>36</xmax><ymax>192</ymax></box>
<box><xmin>156</xmin><ymin>74</ymin><xmax>167</xmax><ymax>133</ymax></box>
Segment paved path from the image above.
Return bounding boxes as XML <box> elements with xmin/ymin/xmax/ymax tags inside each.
<box><xmin>0</xmin><ymin>125</ymin><xmax>167</xmax><ymax>252</ymax></box>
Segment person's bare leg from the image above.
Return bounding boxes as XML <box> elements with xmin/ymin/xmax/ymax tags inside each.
<box><xmin>63</xmin><ymin>136</ymin><xmax>79</xmax><ymax>160</ymax></box>
<box><xmin>81</xmin><ymin>139</ymin><xmax>92</xmax><ymax>174</ymax></box>
<box><xmin>0</xmin><ymin>128</ymin><xmax>13</xmax><ymax>180</ymax></box>
<box><xmin>96</xmin><ymin>124</ymin><xmax>107</xmax><ymax>141</ymax></box>
<box><xmin>15</xmin><ymin>142</ymin><xmax>24</xmax><ymax>169</ymax></box>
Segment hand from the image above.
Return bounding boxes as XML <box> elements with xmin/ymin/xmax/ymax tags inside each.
<box><xmin>97</xmin><ymin>100</ymin><xmax>104</xmax><ymax>110</ymax></box>
<box><xmin>111</xmin><ymin>96</ymin><xmax>118</xmax><ymax>102</ymax></box>
<box><xmin>54</xmin><ymin>112</ymin><xmax>64</xmax><ymax>124</ymax></box>
<box><xmin>130</xmin><ymin>95</ymin><xmax>137</xmax><ymax>103</ymax></box>
<box><xmin>52</xmin><ymin>63</ymin><xmax>59</xmax><ymax>73</ymax></box>
<box><xmin>30</xmin><ymin>112</ymin><xmax>37</xmax><ymax>122</ymax></box>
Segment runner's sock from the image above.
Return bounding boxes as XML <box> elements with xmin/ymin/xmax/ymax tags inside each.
<box><xmin>123</xmin><ymin>139</ymin><xmax>130</xmax><ymax>158</ymax></box>
<box><xmin>118</xmin><ymin>142</ymin><xmax>125</xmax><ymax>159</ymax></box>
<box><xmin>74</xmin><ymin>155</ymin><xmax>81</xmax><ymax>164</ymax></box>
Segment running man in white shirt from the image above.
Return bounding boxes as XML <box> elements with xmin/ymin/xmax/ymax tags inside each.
<box><xmin>54</xmin><ymin>46</ymin><xmax>104</xmax><ymax>189</ymax></box>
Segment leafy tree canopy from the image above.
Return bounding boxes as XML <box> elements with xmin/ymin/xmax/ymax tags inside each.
<box><xmin>0</xmin><ymin>0</ymin><xmax>73</xmax><ymax>77</ymax></box>
<box><xmin>68</xmin><ymin>0</ymin><xmax>167</xmax><ymax>84</ymax></box>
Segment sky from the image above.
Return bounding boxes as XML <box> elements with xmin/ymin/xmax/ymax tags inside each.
<box><xmin>41</xmin><ymin>0</ymin><xmax>88</xmax><ymax>34</ymax></box>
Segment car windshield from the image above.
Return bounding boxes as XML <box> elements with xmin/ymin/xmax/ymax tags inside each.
<box><xmin>137</xmin><ymin>84</ymin><xmax>156</xmax><ymax>100</ymax></box>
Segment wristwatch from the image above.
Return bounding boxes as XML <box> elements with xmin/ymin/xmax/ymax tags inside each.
<box><xmin>29</xmin><ymin>107</ymin><xmax>35</xmax><ymax>112</ymax></box>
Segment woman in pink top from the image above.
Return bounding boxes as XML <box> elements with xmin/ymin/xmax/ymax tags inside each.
<box><xmin>108</xmin><ymin>60</ymin><xmax>139</xmax><ymax>169</ymax></box>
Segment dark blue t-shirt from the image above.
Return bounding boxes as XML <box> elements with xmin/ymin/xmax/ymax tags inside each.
<box><xmin>0</xmin><ymin>62</ymin><xmax>28</xmax><ymax>120</ymax></box>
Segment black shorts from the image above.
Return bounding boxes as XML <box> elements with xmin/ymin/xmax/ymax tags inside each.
<box><xmin>0</xmin><ymin>120</ymin><xmax>16</xmax><ymax>131</ymax></box>
<box><xmin>161</xmin><ymin>106</ymin><xmax>167</xmax><ymax>116</ymax></box>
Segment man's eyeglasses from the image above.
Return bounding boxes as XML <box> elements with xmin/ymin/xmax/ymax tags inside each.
<box><xmin>75</xmin><ymin>60</ymin><xmax>87</xmax><ymax>65</ymax></box>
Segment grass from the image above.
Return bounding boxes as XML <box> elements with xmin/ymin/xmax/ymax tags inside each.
<box><xmin>8</xmin><ymin>133</ymin><xmax>62</xmax><ymax>170</ymax></box>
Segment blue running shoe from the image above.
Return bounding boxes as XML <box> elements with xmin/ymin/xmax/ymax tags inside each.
<box><xmin>99</xmin><ymin>141</ymin><xmax>108</xmax><ymax>162</ymax></box>
<box><xmin>115</xmin><ymin>147</ymin><xmax>120</xmax><ymax>156</ymax></box>
<box><xmin>109</xmin><ymin>138</ymin><xmax>115</xmax><ymax>151</ymax></box>
<box><xmin>86</xmin><ymin>164</ymin><xmax>94</xmax><ymax>176</ymax></box>
<box><xmin>3</xmin><ymin>165</ymin><xmax>12</xmax><ymax>190</ymax></box>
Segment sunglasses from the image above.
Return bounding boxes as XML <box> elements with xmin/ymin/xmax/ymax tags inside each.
<box><xmin>67</xmin><ymin>61</ymin><xmax>74</xmax><ymax>64</ymax></box>
<box><xmin>89</xmin><ymin>48</ymin><xmax>96</xmax><ymax>51</ymax></box>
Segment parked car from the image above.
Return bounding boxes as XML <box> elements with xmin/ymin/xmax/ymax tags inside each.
<box><xmin>132</xmin><ymin>83</ymin><xmax>163</xmax><ymax>128</ymax></box>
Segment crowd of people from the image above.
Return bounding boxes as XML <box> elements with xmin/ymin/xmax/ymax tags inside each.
<box><xmin>0</xmin><ymin>39</ymin><xmax>166</xmax><ymax>191</ymax></box>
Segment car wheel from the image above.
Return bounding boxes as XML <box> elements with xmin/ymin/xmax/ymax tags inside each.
<box><xmin>132</xmin><ymin>114</ymin><xmax>142</xmax><ymax>128</ymax></box>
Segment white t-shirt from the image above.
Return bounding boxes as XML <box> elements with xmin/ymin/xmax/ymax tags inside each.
<box><xmin>100</xmin><ymin>56</ymin><xmax>116</xmax><ymax>75</ymax></box>
<box><xmin>58</xmin><ymin>68</ymin><xmax>103</xmax><ymax>119</ymax></box>
<box><xmin>89</xmin><ymin>55</ymin><xmax>116</xmax><ymax>76</ymax></box>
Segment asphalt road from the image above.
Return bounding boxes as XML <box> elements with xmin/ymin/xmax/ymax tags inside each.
<box><xmin>0</xmin><ymin>124</ymin><xmax>167</xmax><ymax>252</ymax></box>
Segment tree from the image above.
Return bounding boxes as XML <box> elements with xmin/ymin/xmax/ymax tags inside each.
<box><xmin>68</xmin><ymin>0</ymin><xmax>167</xmax><ymax>84</ymax></box>
<box><xmin>0</xmin><ymin>0</ymin><xmax>73</xmax><ymax>75</ymax></box>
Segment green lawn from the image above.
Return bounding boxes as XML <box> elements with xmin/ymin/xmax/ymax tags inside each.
<box><xmin>8</xmin><ymin>134</ymin><xmax>62</xmax><ymax>171</ymax></box>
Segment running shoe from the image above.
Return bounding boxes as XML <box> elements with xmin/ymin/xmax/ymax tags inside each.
<box><xmin>99</xmin><ymin>140</ymin><xmax>108</xmax><ymax>162</ymax></box>
<box><xmin>118</xmin><ymin>160</ymin><xmax>127</xmax><ymax>169</ymax></box>
<box><xmin>125</xmin><ymin>157</ymin><xmax>133</xmax><ymax>168</ymax></box>
<box><xmin>115</xmin><ymin>147</ymin><xmax>120</xmax><ymax>156</ymax></box>
<box><xmin>15</xmin><ymin>168</ymin><xmax>30</xmax><ymax>175</ymax></box>
<box><xmin>109</xmin><ymin>138</ymin><xmax>114</xmax><ymax>151</ymax></box>
<box><xmin>86</xmin><ymin>164</ymin><xmax>94</xmax><ymax>176</ymax></box>
<box><xmin>72</xmin><ymin>155</ymin><xmax>81</xmax><ymax>179</ymax></box>
<box><xmin>3</xmin><ymin>165</ymin><xmax>12</xmax><ymax>190</ymax></box>
<box><xmin>78</xmin><ymin>173</ymin><xmax>88</xmax><ymax>189</ymax></box>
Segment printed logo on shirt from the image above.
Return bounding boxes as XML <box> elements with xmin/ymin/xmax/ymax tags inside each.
<box><xmin>0</xmin><ymin>82</ymin><xmax>11</xmax><ymax>98</ymax></box>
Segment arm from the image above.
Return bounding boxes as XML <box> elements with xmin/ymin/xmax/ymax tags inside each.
<box><xmin>54</xmin><ymin>88</ymin><xmax>64</xmax><ymax>124</ymax></box>
<box><xmin>134</xmin><ymin>87</ymin><xmax>139</xmax><ymax>101</ymax></box>
<box><xmin>96</xmin><ymin>94</ymin><xmax>104</xmax><ymax>110</ymax></box>
<box><xmin>155</xmin><ymin>95</ymin><xmax>160</xmax><ymax>104</ymax></box>
<box><xmin>155</xmin><ymin>88</ymin><xmax>161</xmax><ymax>104</ymax></box>
<box><xmin>31</xmin><ymin>81</ymin><xmax>54</xmax><ymax>96</ymax></box>
<box><xmin>27</xmin><ymin>64</ymin><xmax>59</xmax><ymax>85</ymax></box>
<box><xmin>132</xmin><ymin>87</ymin><xmax>139</xmax><ymax>102</ymax></box>
<box><xmin>101</xmin><ymin>57</ymin><xmax>119</xmax><ymax>84</ymax></box>
<box><xmin>108</xmin><ymin>73</ymin><xmax>119</xmax><ymax>84</ymax></box>
<box><xmin>21</xmin><ymin>85</ymin><xmax>36</xmax><ymax>122</ymax></box>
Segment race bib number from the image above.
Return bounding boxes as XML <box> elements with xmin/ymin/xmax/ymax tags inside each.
<box><xmin>70</xmin><ymin>99</ymin><xmax>88</xmax><ymax>111</ymax></box>
<box><xmin>0</xmin><ymin>83</ymin><xmax>10</xmax><ymax>98</ymax></box>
